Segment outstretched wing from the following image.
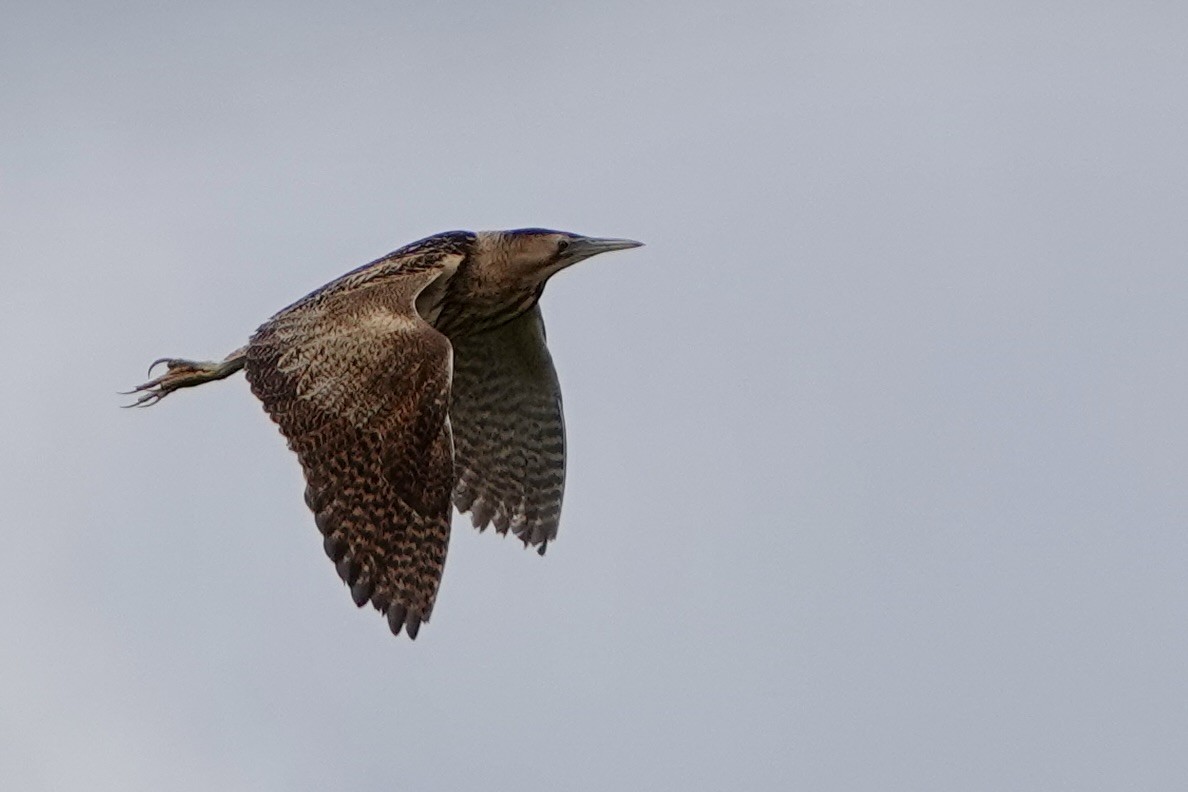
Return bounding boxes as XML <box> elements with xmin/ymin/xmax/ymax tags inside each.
<box><xmin>243</xmin><ymin>252</ymin><xmax>461</xmax><ymax>639</ymax></box>
<box><xmin>450</xmin><ymin>305</ymin><xmax>566</xmax><ymax>553</ymax></box>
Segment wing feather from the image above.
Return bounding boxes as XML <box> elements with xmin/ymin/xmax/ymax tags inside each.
<box><xmin>450</xmin><ymin>305</ymin><xmax>566</xmax><ymax>553</ymax></box>
<box><xmin>244</xmin><ymin>254</ymin><xmax>460</xmax><ymax>638</ymax></box>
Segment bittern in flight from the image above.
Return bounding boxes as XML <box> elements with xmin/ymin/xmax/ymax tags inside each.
<box><xmin>127</xmin><ymin>229</ymin><xmax>643</xmax><ymax>638</ymax></box>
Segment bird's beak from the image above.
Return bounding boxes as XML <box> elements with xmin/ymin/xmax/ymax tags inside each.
<box><xmin>565</xmin><ymin>236</ymin><xmax>645</xmax><ymax>262</ymax></box>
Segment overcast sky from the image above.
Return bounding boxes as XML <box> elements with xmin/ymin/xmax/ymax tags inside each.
<box><xmin>4</xmin><ymin>2</ymin><xmax>1188</xmax><ymax>790</ymax></box>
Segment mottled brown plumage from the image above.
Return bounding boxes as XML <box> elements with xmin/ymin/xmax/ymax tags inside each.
<box><xmin>126</xmin><ymin>228</ymin><xmax>642</xmax><ymax>639</ymax></box>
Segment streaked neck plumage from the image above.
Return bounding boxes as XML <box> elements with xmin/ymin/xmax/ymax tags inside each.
<box><xmin>421</xmin><ymin>231</ymin><xmax>553</xmax><ymax>338</ymax></box>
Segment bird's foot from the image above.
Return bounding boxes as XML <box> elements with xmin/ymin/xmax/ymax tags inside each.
<box><xmin>122</xmin><ymin>358</ymin><xmax>232</xmax><ymax>407</ymax></box>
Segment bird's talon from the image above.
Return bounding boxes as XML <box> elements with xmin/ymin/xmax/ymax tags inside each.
<box><xmin>123</xmin><ymin>359</ymin><xmax>225</xmax><ymax>407</ymax></box>
<box><xmin>147</xmin><ymin>357</ymin><xmax>198</xmax><ymax>377</ymax></box>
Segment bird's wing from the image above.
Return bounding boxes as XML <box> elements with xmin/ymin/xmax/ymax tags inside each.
<box><xmin>243</xmin><ymin>257</ymin><xmax>460</xmax><ymax>639</ymax></box>
<box><xmin>450</xmin><ymin>304</ymin><xmax>566</xmax><ymax>553</ymax></box>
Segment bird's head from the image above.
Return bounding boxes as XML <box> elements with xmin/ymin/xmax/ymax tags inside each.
<box><xmin>475</xmin><ymin>228</ymin><xmax>644</xmax><ymax>288</ymax></box>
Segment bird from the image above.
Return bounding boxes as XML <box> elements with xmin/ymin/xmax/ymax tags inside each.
<box><xmin>126</xmin><ymin>228</ymin><xmax>643</xmax><ymax>639</ymax></box>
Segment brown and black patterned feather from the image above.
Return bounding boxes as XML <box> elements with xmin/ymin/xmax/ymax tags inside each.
<box><xmin>126</xmin><ymin>228</ymin><xmax>643</xmax><ymax>639</ymax></box>
<box><xmin>243</xmin><ymin>249</ymin><xmax>462</xmax><ymax>638</ymax></box>
<box><xmin>450</xmin><ymin>305</ymin><xmax>566</xmax><ymax>553</ymax></box>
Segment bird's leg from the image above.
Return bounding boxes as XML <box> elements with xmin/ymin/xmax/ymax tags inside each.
<box><xmin>123</xmin><ymin>346</ymin><xmax>247</xmax><ymax>407</ymax></box>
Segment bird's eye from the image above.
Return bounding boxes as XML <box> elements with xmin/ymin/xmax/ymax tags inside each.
<box><xmin>557</xmin><ymin>239</ymin><xmax>570</xmax><ymax>254</ymax></box>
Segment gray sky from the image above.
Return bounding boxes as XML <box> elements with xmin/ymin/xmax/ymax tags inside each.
<box><xmin>4</xmin><ymin>2</ymin><xmax>1188</xmax><ymax>789</ymax></box>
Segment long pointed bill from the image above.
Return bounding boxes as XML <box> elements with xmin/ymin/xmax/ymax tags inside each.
<box><xmin>564</xmin><ymin>236</ymin><xmax>645</xmax><ymax>263</ymax></box>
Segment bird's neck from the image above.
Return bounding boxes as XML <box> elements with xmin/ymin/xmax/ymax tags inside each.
<box><xmin>423</xmin><ymin>267</ymin><xmax>544</xmax><ymax>339</ymax></box>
